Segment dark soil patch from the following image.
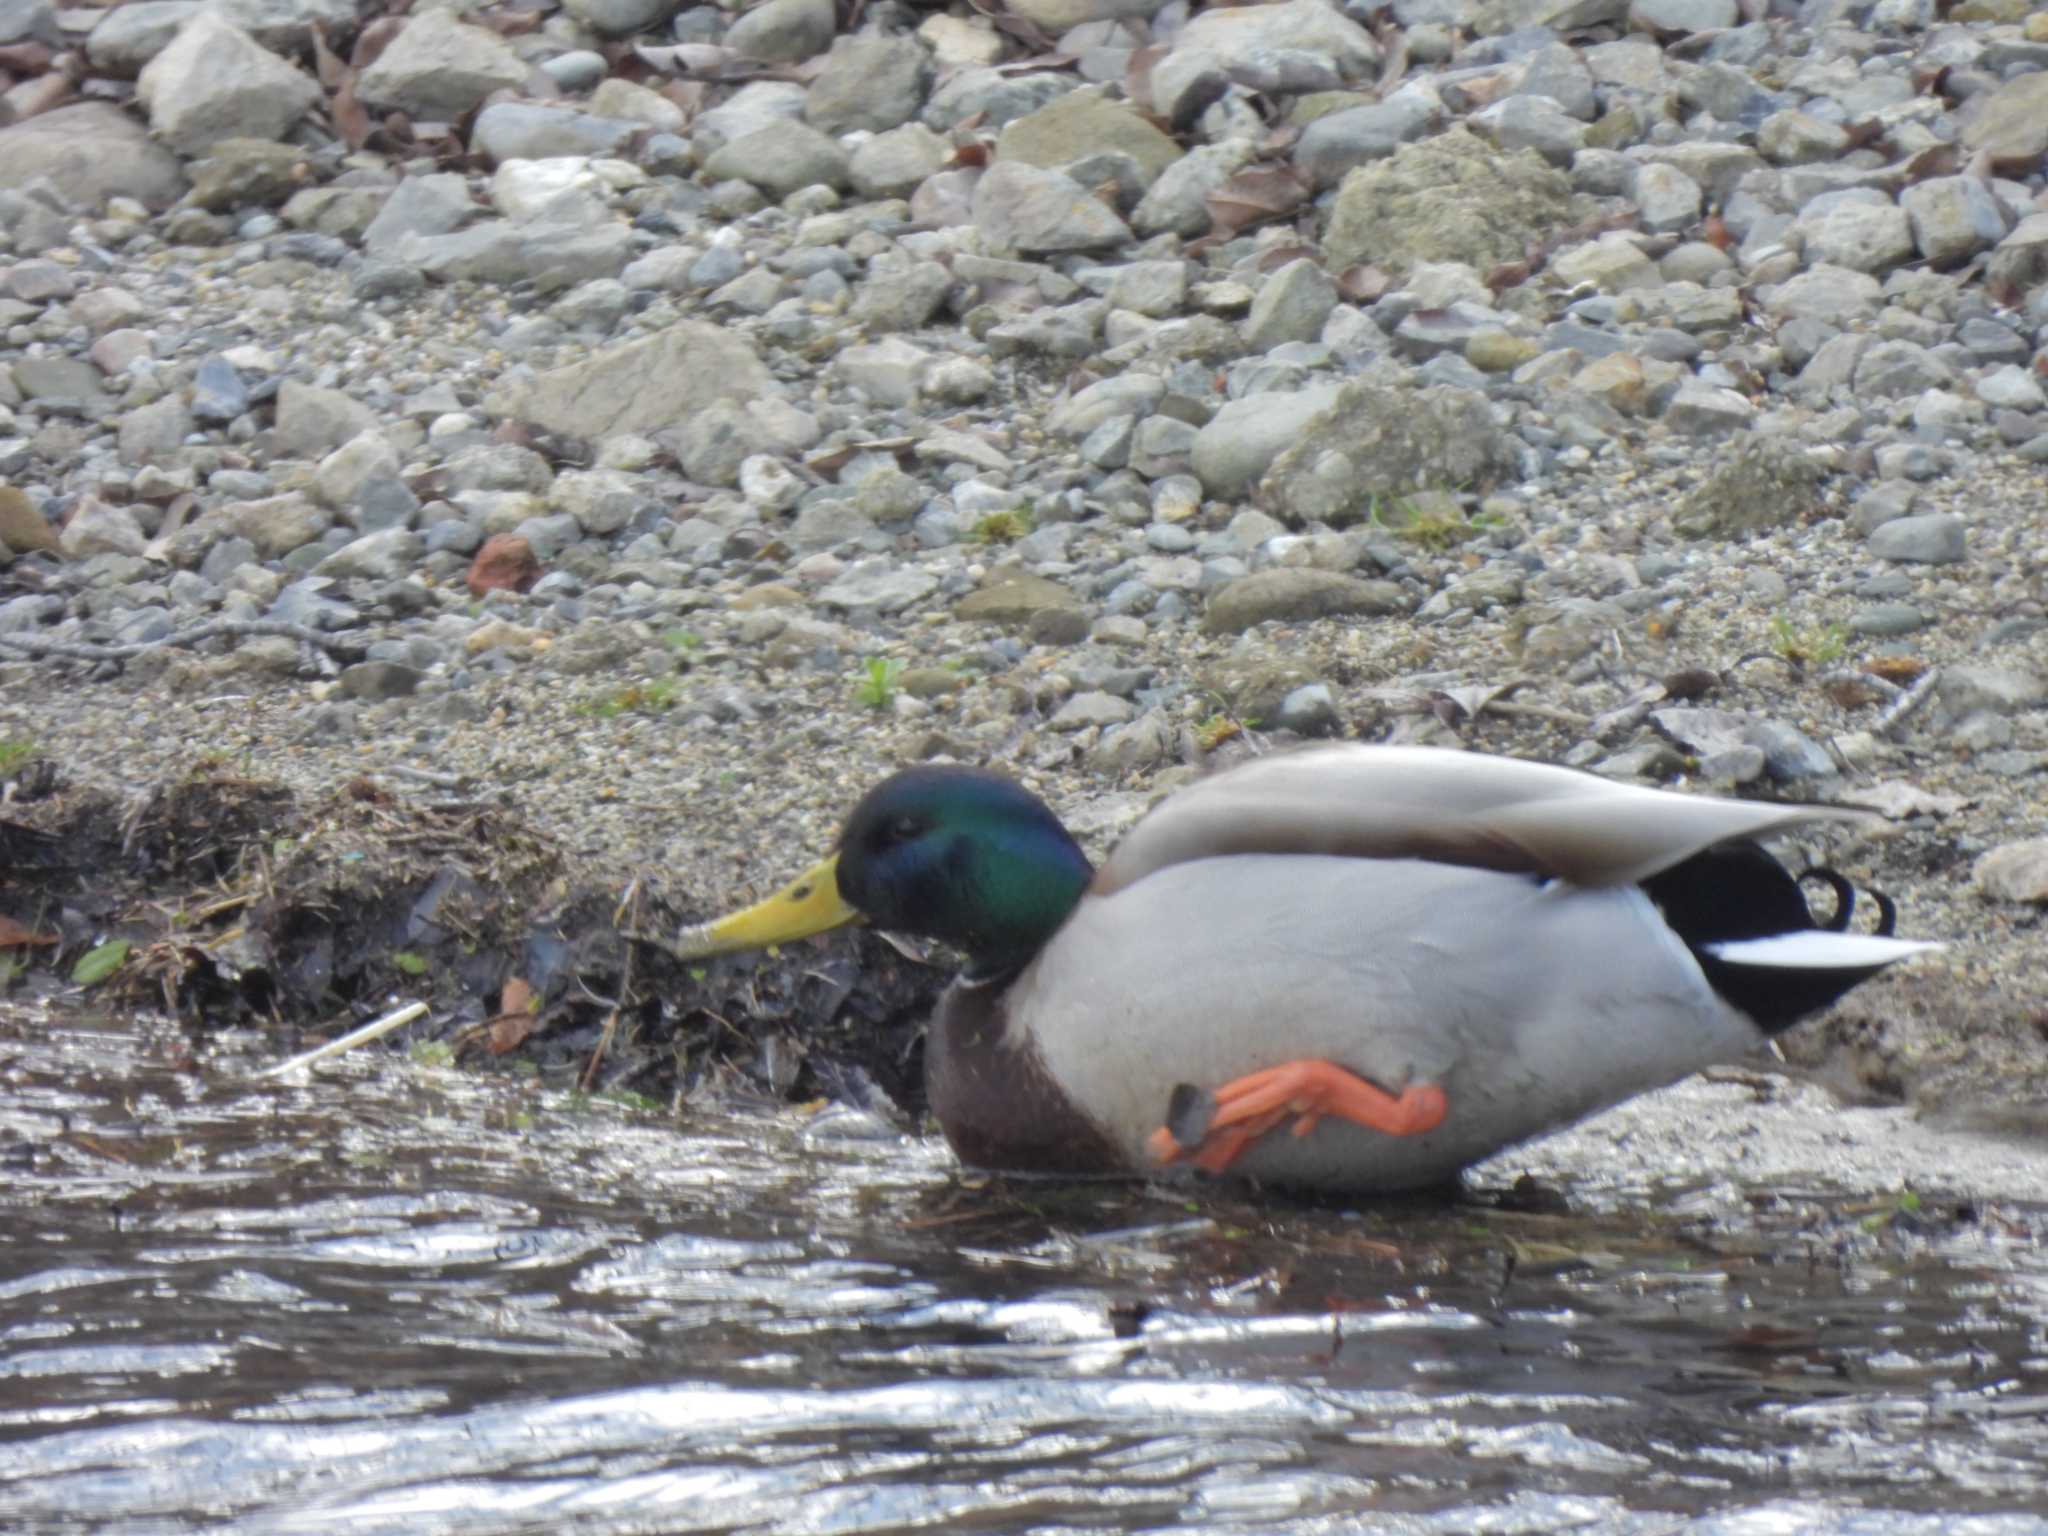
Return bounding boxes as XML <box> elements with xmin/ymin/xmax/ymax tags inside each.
<box><xmin>0</xmin><ymin>762</ymin><xmax>946</xmax><ymax>1121</ymax></box>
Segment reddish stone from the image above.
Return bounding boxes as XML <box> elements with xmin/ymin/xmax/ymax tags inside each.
<box><xmin>466</xmin><ymin>533</ymin><xmax>540</xmax><ymax>597</ymax></box>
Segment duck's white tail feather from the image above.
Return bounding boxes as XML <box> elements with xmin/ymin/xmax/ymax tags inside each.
<box><xmin>1704</xmin><ymin>932</ymin><xmax>1944</xmax><ymax>969</ymax></box>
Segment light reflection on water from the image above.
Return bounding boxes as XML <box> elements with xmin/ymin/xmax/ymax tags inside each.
<box><xmin>3</xmin><ymin>1012</ymin><xmax>2047</xmax><ymax>1535</ymax></box>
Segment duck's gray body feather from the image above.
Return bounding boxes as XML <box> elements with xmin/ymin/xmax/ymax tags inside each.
<box><xmin>1010</xmin><ymin>854</ymin><xmax>1760</xmax><ymax>1191</ymax></box>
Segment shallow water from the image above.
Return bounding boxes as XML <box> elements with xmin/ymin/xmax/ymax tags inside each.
<box><xmin>4</xmin><ymin>1010</ymin><xmax>2048</xmax><ymax>1535</ymax></box>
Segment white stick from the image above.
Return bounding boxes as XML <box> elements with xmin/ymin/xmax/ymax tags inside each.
<box><xmin>252</xmin><ymin>1001</ymin><xmax>430</xmax><ymax>1080</ymax></box>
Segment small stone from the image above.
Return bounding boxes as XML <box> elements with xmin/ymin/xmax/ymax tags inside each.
<box><xmin>467</xmin><ymin>533</ymin><xmax>540</xmax><ymax>596</ymax></box>
<box><xmin>1974</xmin><ymin>839</ymin><xmax>2048</xmax><ymax>904</ymax></box>
<box><xmin>1867</xmin><ymin>514</ymin><xmax>1965</xmax><ymax>565</ymax></box>
<box><xmin>973</xmin><ymin>159</ymin><xmax>1132</xmax><ymax>255</ymax></box>
<box><xmin>1242</xmin><ymin>258</ymin><xmax>1338</xmax><ymax>352</ymax></box>
<box><xmin>1202</xmin><ymin>568</ymin><xmax>1408</xmax><ymax>634</ymax></box>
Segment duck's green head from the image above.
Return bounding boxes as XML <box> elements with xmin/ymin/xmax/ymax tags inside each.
<box><xmin>676</xmin><ymin>767</ymin><xmax>1094</xmax><ymax>974</ymax></box>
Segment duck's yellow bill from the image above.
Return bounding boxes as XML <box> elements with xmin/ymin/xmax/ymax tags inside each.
<box><xmin>672</xmin><ymin>854</ymin><xmax>860</xmax><ymax>958</ymax></box>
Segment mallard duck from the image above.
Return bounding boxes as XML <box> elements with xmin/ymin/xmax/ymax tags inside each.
<box><xmin>675</xmin><ymin>745</ymin><xmax>1939</xmax><ymax>1193</ymax></box>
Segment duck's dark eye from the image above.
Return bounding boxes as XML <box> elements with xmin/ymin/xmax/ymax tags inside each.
<box><xmin>881</xmin><ymin>815</ymin><xmax>924</xmax><ymax>846</ymax></box>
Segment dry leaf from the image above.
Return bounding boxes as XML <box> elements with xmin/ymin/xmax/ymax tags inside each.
<box><xmin>309</xmin><ymin>22</ymin><xmax>345</xmax><ymax>91</ymax></box>
<box><xmin>500</xmin><ymin>976</ymin><xmax>534</xmax><ymax>1016</ymax></box>
<box><xmin>332</xmin><ymin>75</ymin><xmax>372</xmax><ymax>150</ymax></box>
<box><xmin>486</xmin><ymin>1010</ymin><xmax>541</xmax><ymax>1054</ymax></box>
<box><xmin>1203</xmin><ymin>165</ymin><xmax>1309</xmax><ymax>238</ymax></box>
<box><xmin>1334</xmin><ymin>264</ymin><xmax>1390</xmax><ymax>303</ymax></box>
<box><xmin>0</xmin><ymin>914</ymin><xmax>57</xmax><ymax>947</ymax></box>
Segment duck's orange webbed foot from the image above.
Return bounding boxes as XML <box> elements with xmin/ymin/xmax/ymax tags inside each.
<box><xmin>1145</xmin><ymin>1060</ymin><xmax>1448</xmax><ymax>1175</ymax></box>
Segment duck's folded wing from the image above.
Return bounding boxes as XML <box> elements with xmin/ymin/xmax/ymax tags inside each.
<box><xmin>1092</xmin><ymin>744</ymin><xmax>1870</xmax><ymax>894</ymax></box>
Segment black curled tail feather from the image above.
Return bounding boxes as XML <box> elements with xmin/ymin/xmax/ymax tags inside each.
<box><xmin>1641</xmin><ymin>847</ymin><xmax>1900</xmax><ymax>1036</ymax></box>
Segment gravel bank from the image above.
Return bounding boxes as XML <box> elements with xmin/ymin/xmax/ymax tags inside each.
<box><xmin>0</xmin><ymin>0</ymin><xmax>2044</xmax><ymax>1138</ymax></box>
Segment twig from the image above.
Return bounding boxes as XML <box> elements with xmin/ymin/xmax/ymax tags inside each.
<box><xmin>252</xmin><ymin>1001</ymin><xmax>429</xmax><ymax>1080</ymax></box>
<box><xmin>582</xmin><ymin>877</ymin><xmax>647</xmax><ymax>1092</ymax></box>
<box><xmin>0</xmin><ymin>619</ymin><xmax>371</xmax><ymax>663</ymax></box>
<box><xmin>383</xmin><ymin>766</ymin><xmax>470</xmax><ymax>791</ymax></box>
<box><xmin>1875</xmin><ymin>666</ymin><xmax>1940</xmax><ymax>738</ymax></box>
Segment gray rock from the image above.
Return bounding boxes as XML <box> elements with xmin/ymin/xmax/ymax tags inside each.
<box><xmin>1203</xmin><ymin>568</ymin><xmax>1408</xmax><ymax>633</ymax></box>
<box><xmin>834</xmin><ymin>337</ymin><xmax>929</xmax><ymax>407</ymax></box>
<box><xmin>1293</xmin><ymin>91</ymin><xmax>1442</xmax><ymax>188</ymax></box>
<box><xmin>1853</xmin><ymin>339</ymin><xmax>1951</xmax><ymax>398</ymax></box>
<box><xmin>1977</xmin><ymin>365</ymin><xmax>2046</xmax><ymax>412</ymax></box>
<box><xmin>1629</xmin><ymin>0</ymin><xmax>1736</xmax><ymax>27</ymax></box>
<box><xmin>724</xmin><ymin>0</ymin><xmax>834</xmax><ymax>63</ymax></box>
<box><xmin>391</xmin><ymin>223</ymin><xmax>524</xmax><ymax>285</ymax></box>
<box><xmin>805</xmin><ymin>33</ymin><xmax>933</xmax><ymax>135</ymax></box>
<box><xmin>58</xmin><ymin>497</ymin><xmax>147</xmax><ymax>559</ymax></box>
<box><xmin>1243</xmin><ymin>258</ymin><xmax>1338</xmax><ymax>352</ymax></box>
<box><xmin>486</xmin><ymin>322</ymin><xmax>773</xmax><ymax>439</ymax></box>
<box><xmin>1849</xmin><ymin>482</ymin><xmax>1916</xmax><ymax>534</ymax></box>
<box><xmin>1974</xmin><ymin>839</ymin><xmax>2048</xmax><ymax>904</ymax></box>
<box><xmin>693</xmin><ymin>80</ymin><xmax>808</xmax><ymax>155</ymax></box>
<box><xmin>1190</xmin><ymin>384</ymin><xmax>1343</xmax><ymax>498</ymax></box>
<box><xmin>974</xmin><ymin>160</ymin><xmax>1132</xmax><ymax>255</ymax></box>
<box><xmin>190</xmin><ymin>355</ymin><xmax>249</xmax><ymax>424</ymax></box>
<box><xmin>471</xmin><ymin>103</ymin><xmax>641</xmax><ymax>164</ymax></box>
<box><xmin>1793</xmin><ymin>197</ymin><xmax>1914</xmax><ymax>276</ymax></box>
<box><xmin>818</xmin><ymin>559</ymin><xmax>939</xmax><ymax>613</ymax></box>
<box><xmin>1632</xmin><ymin>162</ymin><xmax>1702</xmax><ymax>234</ymax></box>
<box><xmin>703</xmin><ymin>119</ymin><xmax>849</xmax><ymax>198</ymax></box>
<box><xmin>850</xmin><ymin>260</ymin><xmax>953</xmax><ymax>334</ymax></box>
<box><xmin>1171</xmin><ymin>0</ymin><xmax>1379</xmax><ymax>80</ymax></box>
<box><xmin>314</xmin><ymin>528</ymin><xmax>423</xmax><ymax>583</ymax></box>
<box><xmin>1757</xmin><ymin>109</ymin><xmax>1849</xmax><ymax>166</ymax></box>
<box><xmin>1051</xmin><ymin>690</ymin><xmax>1136</xmax><ymax>730</ymax></box>
<box><xmin>1672</xmin><ymin>436</ymin><xmax>1827</xmax><ymax>537</ymax></box>
<box><xmin>1939</xmin><ymin>665</ymin><xmax>2044</xmax><ymax>716</ymax></box>
<box><xmin>1275</xmin><ymin>682</ymin><xmax>1342</xmax><ymax>736</ymax></box>
<box><xmin>1050</xmin><ymin>373</ymin><xmax>1167</xmax><ymax>439</ymax></box>
<box><xmin>1661</xmin><ymin>380</ymin><xmax>1754</xmax><ymax>437</ymax></box>
<box><xmin>1868</xmin><ymin>513</ymin><xmax>1966</xmax><ymax>565</ymax></box>
<box><xmin>1900</xmin><ymin>176</ymin><xmax>2010</xmax><ymax>269</ymax></box>
<box><xmin>209</xmin><ymin>0</ymin><xmax>357</xmax><ymax>55</ymax></box>
<box><xmin>86</xmin><ymin>0</ymin><xmax>198</xmax><ymax>76</ymax></box>
<box><xmin>1259</xmin><ymin>379</ymin><xmax>1519</xmax><ymax>527</ymax></box>
<box><xmin>1475</xmin><ymin>94</ymin><xmax>1586</xmax><ymax>168</ymax></box>
<box><xmin>997</xmin><ymin>90</ymin><xmax>1180</xmax><ymax>186</ymax></box>
<box><xmin>926</xmin><ymin>69</ymin><xmax>1074</xmax><ymax>140</ymax></box>
<box><xmin>1516</xmin><ymin>43</ymin><xmax>1597</xmax><ymax>120</ymax></box>
<box><xmin>1960</xmin><ymin>71</ymin><xmax>2048</xmax><ymax>173</ymax></box>
<box><xmin>1131</xmin><ymin>139</ymin><xmax>1257</xmax><ymax>238</ymax></box>
<box><xmin>848</xmin><ymin>123</ymin><xmax>948</xmax><ymax>199</ymax></box>
<box><xmin>134</xmin><ymin>11</ymin><xmax>319</xmax><ymax>156</ymax></box>
<box><xmin>362</xmin><ymin>176</ymin><xmax>473</xmax><ymax>260</ymax></box>
<box><xmin>1129</xmin><ymin>416</ymin><xmax>1198</xmax><ymax>478</ymax></box>
<box><xmin>356</xmin><ymin>10</ymin><xmax>529</xmax><ymax>118</ymax></box>
<box><xmin>1324</xmin><ymin>125</ymin><xmax>1580</xmax><ymax>273</ymax></box>
<box><xmin>1762</xmin><ymin>263</ymin><xmax>1882</xmax><ymax>327</ymax></box>
<box><xmin>337</xmin><ymin>660</ymin><xmax>423</xmax><ymax>701</ymax></box>
<box><xmin>273</xmin><ymin>380</ymin><xmax>383</xmax><ymax>460</ymax></box>
<box><xmin>1987</xmin><ymin>212</ymin><xmax>2048</xmax><ymax>302</ymax></box>
<box><xmin>561</xmin><ymin>0</ymin><xmax>678</xmax><ymax>36</ymax></box>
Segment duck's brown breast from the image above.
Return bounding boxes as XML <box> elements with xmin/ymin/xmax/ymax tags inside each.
<box><xmin>924</xmin><ymin>976</ymin><xmax>1127</xmax><ymax>1176</ymax></box>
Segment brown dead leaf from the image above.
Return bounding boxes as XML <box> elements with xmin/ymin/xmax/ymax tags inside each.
<box><xmin>1864</xmin><ymin>655</ymin><xmax>1930</xmax><ymax>684</ymax></box>
<box><xmin>486</xmin><ymin>1010</ymin><xmax>541</xmax><ymax>1054</ymax></box>
<box><xmin>1124</xmin><ymin>42</ymin><xmax>1169</xmax><ymax>115</ymax></box>
<box><xmin>0</xmin><ymin>914</ymin><xmax>57</xmax><ymax>948</ymax></box>
<box><xmin>332</xmin><ymin>74</ymin><xmax>372</xmax><ymax>150</ymax></box>
<box><xmin>1484</xmin><ymin>259</ymin><xmax>1531</xmax><ymax>294</ymax></box>
<box><xmin>1204</xmin><ymin>165</ymin><xmax>1309</xmax><ymax>239</ymax></box>
<box><xmin>1334</xmin><ymin>264</ymin><xmax>1391</xmax><ymax>303</ymax></box>
<box><xmin>500</xmin><ymin>976</ymin><xmax>533</xmax><ymax>1016</ymax></box>
<box><xmin>0</xmin><ymin>42</ymin><xmax>52</xmax><ymax>74</ymax></box>
<box><xmin>309</xmin><ymin>22</ymin><xmax>346</xmax><ymax>91</ymax></box>
<box><xmin>351</xmin><ymin>15</ymin><xmax>406</xmax><ymax>70</ymax></box>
